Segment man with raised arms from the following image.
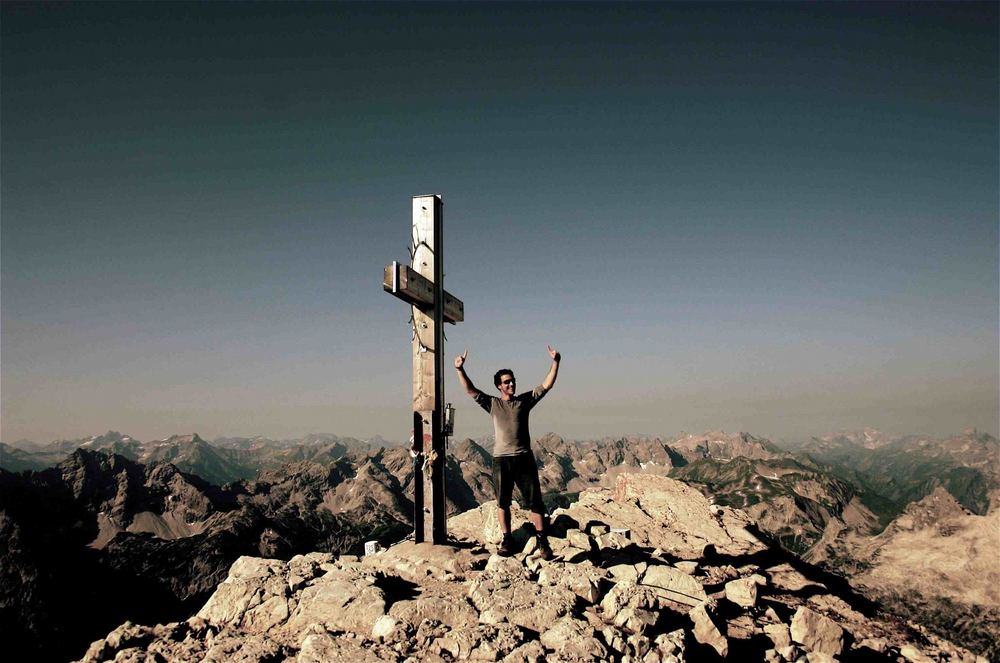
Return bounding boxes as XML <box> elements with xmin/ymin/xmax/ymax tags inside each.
<box><xmin>454</xmin><ymin>346</ymin><xmax>561</xmax><ymax>559</ymax></box>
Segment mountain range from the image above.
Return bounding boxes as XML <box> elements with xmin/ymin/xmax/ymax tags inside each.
<box><xmin>1</xmin><ymin>427</ymin><xmax>996</xmax><ymax>660</ymax></box>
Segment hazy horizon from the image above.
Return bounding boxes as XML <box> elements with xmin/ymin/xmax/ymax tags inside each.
<box><xmin>3</xmin><ymin>3</ymin><xmax>997</xmax><ymax>445</ymax></box>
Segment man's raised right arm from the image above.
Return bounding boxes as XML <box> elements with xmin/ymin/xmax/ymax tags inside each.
<box><xmin>454</xmin><ymin>350</ymin><xmax>481</xmax><ymax>398</ymax></box>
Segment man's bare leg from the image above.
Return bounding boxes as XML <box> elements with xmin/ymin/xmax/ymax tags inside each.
<box><xmin>498</xmin><ymin>507</ymin><xmax>511</xmax><ymax>536</ymax></box>
<box><xmin>529</xmin><ymin>511</ymin><xmax>545</xmax><ymax>534</ymax></box>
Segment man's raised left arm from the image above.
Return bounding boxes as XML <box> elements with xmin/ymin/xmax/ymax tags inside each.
<box><xmin>541</xmin><ymin>344</ymin><xmax>561</xmax><ymax>391</ymax></box>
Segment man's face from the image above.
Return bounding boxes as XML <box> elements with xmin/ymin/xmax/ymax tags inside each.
<box><xmin>497</xmin><ymin>373</ymin><xmax>516</xmax><ymax>397</ymax></box>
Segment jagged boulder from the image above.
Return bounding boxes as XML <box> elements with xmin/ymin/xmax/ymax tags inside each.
<box><xmin>286</xmin><ymin>573</ymin><xmax>386</xmax><ymax>634</ymax></box>
<box><xmin>724</xmin><ymin>576</ymin><xmax>758</xmax><ymax>608</ymax></box>
<box><xmin>468</xmin><ymin>557</ymin><xmax>578</xmax><ymax>632</ymax></box>
<box><xmin>600</xmin><ymin>580</ymin><xmax>661</xmax><ymax>633</ymax></box>
<box><xmin>560</xmin><ymin>473</ymin><xmax>767</xmax><ymax>559</ymax></box>
<box><xmin>689</xmin><ymin>602</ymin><xmax>729</xmax><ymax>657</ymax></box>
<box><xmin>196</xmin><ymin>556</ymin><xmax>290</xmax><ymax>629</ymax></box>
<box><xmin>296</xmin><ymin>631</ymin><xmax>389</xmax><ymax>663</ymax></box>
<box><xmin>537</xmin><ymin>559</ymin><xmax>606</xmax><ymax>603</ymax></box>
<box><xmin>387</xmin><ymin>594</ymin><xmax>479</xmax><ymax>630</ymax></box>
<box><xmin>790</xmin><ymin>606</ymin><xmax>844</xmax><ymax>657</ymax></box>
<box><xmin>539</xmin><ymin>615</ymin><xmax>608</xmax><ymax>660</ymax></box>
<box><xmin>449</xmin><ymin>499</ymin><xmax>535</xmax><ymax>547</ymax></box>
<box><xmin>435</xmin><ymin>623</ymin><xmax>526</xmax><ymax>660</ymax></box>
<box><xmin>641</xmin><ymin>563</ymin><xmax>708</xmax><ymax>608</ymax></box>
<box><xmin>766</xmin><ymin>563</ymin><xmax>826</xmax><ymax>592</ymax></box>
<box><xmin>764</xmin><ymin>622</ymin><xmax>793</xmax><ymax>650</ymax></box>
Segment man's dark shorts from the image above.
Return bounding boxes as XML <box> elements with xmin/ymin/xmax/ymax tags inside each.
<box><xmin>492</xmin><ymin>451</ymin><xmax>545</xmax><ymax>512</ymax></box>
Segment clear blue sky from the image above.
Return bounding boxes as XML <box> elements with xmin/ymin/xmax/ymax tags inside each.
<box><xmin>2</xmin><ymin>2</ymin><xmax>997</xmax><ymax>444</ymax></box>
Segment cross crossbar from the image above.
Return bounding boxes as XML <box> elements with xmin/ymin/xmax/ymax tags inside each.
<box><xmin>383</xmin><ymin>261</ymin><xmax>464</xmax><ymax>324</ymax></box>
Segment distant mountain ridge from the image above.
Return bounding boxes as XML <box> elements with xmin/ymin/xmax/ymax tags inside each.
<box><xmin>1</xmin><ymin>431</ymin><xmax>401</xmax><ymax>484</ymax></box>
<box><xmin>795</xmin><ymin>429</ymin><xmax>999</xmax><ymax>517</ymax></box>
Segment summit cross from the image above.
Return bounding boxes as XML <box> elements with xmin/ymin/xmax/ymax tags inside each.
<box><xmin>382</xmin><ymin>194</ymin><xmax>464</xmax><ymax>544</ymax></box>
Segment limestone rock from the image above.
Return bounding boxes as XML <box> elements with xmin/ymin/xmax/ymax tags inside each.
<box><xmin>806</xmin><ymin>593</ymin><xmax>865</xmax><ymax>626</ymax></box>
<box><xmin>539</xmin><ymin>615</ymin><xmax>608</xmax><ymax>660</ymax></box>
<box><xmin>502</xmin><ymin>640</ymin><xmax>546</xmax><ymax>663</ymax></box>
<box><xmin>485</xmin><ymin>553</ymin><xmax>530</xmax><ymax>578</ymax></box>
<box><xmin>371</xmin><ymin>615</ymin><xmax>402</xmax><ymax>641</ymax></box>
<box><xmin>766</xmin><ymin>563</ymin><xmax>825</xmax><ymax>592</ymax></box>
<box><xmin>388</xmin><ymin>594</ymin><xmax>479</xmax><ymax>630</ymax></box>
<box><xmin>790</xmin><ymin>606</ymin><xmax>844</xmax><ymax>657</ymax></box>
<box><xmin>364</xmin><ymin>540</ymin><xmax>486</xmax><ymax>582</ymax></box>
<box><xmin>296</xmin><ymin>631</ymin><xmax>387</xmax><ymax>663</ymax></box>
<box><xmin>595</xmin><ymin>530</ymin><xmax>631</xmax><ymax>550</ymax></box>
<box><xmin>197</xmin><ymin>556</ymin><xmax>289</xmax><ymax>628</ymax></box>
<box><xmin>440</xmin><ymin>623</ymin><xmax>525</xmax><ymax>661</ymax></box>
<box><xmin>287</xmin><ymin>575</ymin><xmax>386</xmax><ymax>634</ymax></box>
<box><xmin>448</xmin><ymin>500</ymin><xmax>533</xmax><ymax>546</ymax></box>
<box><xmin>899</xmin><ymin>644</ymin><xmax>936</xmax><ymax>663</ymax></box>
<box><xmin>725</xmin><ymin>614</ymin><xmax>758</xmax><ymax>640</ymax></box>
<box><xmin>600</xmin><ymin>580</ymin><xmax>660</xmax><ymax>627</ymax></box>
<box><xmin>805</xmin><ymin>652</ymin><xmax>838</xmax><ymax>663</ymax></box>
<box><xmin>608</xmin><ymin>562</ymin><xmax>642</xmax><ymax>583</ymax></box>
<box><xmin>858</xmin><ymin>637</ymin><xmax>887</xmax><ymax>653</ymax></box>
<box><xmin>652</xmin><ymin>628</ymin><xmax>686</xmax><ymax>659</ymax></box>
<box><xmin>479</xmin><ymin>608</ymin><xmax>507</xmax><ymax>625</ymax></box>
<box><xmin>287</xmin><ymin>552</ymin><xmax>332</xmax><ymax>592</ymax></box>
<box><xmin>469</xmin><ymin>569</ymin><xmax>577</xmax><ymax>633</ymax></box>
<box><xmin>689</xmin><ymin>602</ymin><xmax>728</xmax><ymax>658</ymax></box>
<box><xmin>674</xmin><ymin>561</ymin><xmax>699</xmax><ymax>575</ymax></box>
<box><xmin>764</xmin><ymin>623</ymin><xmax>793</xmax><ymax>650</ymax></box>
<box><xmin>641</xmin><ymin>563</ymin><xmax>708</xmax><ymax>607</ymax></box>
<box><xmin>724</xmin><ymin>577</ymin><xmax>758</xmax><ymax>608</ymax></box>
<box><xmin>202</xmin><ymin>633</ymin><xmax>286</xmax><ymax>663</ymax></box>
<box><xmin>565</xmin><ymin>528</ymin><xmax>594</xmax><ymax>550</ymax></box>
<box><xmin>587</xmin><ymin>523</ymin><xmax>610</xmax><ymax>536</ymax></box>
<box><xmin>537</xmin><ymin>561</ymin><xmax>606</xmax><ymax>603</ymax></box>
<box><xmin>700</xmin><ymin>564</ymin><xmax>740</xmax><ymax>585</ymax></box>
<box><xmin>605</xmin><ymin>473</ymin><xmax>767</xmax><ymax>557</ymax></box>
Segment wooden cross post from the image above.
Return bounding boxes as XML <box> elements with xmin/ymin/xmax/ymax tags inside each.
<box><xmin>382</xmin><ymin>194</ymin><xmax>464</xmax><ymax>544</ymax></box>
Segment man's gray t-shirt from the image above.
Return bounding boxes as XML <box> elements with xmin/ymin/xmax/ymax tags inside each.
<box><xmin>474</xmin><ymin>385</ymin><xmax>548</xmax><ymax>457</ymax></box>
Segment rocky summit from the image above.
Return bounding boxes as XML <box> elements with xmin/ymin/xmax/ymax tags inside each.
<box><xmin>80</xmin><ymin>474</ymin><xmax>984</xmax><ymax>663</ymax></box>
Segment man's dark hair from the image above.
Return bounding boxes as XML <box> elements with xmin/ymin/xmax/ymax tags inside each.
<box><xmin>494</xmin><ymin>369</ymin><xmax>515</xmax><ymax>387</ymax></box>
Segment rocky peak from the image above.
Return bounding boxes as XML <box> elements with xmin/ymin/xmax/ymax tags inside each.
<box><xmin>163</xmin><ymin>433</ymin><xmax>205</xmax><ymax>446</ymax></box>
<box><xmin>80</xmin><ymin>473</ymin><xmax>984</xmax><ymax>663</ymax></box>
<box><xmin>450</xmin><ymin>438</ymin><xmax>492</xmax><ymax>465</ymax></box>
<box><xmin>56</xmin><ymin>449</ymin><xmax>146</xmax><ymax>509</ymax></box>
<box><xmin>818</xmin><ymin>428</ymin><xmax>895</xmax><ymax>450</ymax></box>
<box><xmin>889</xmin><ymin>486</ymin><xmax>971</xmax><ymax>532</ymax></box>
<box><xmin>670</xmin><ymin>431</ymin><xmax>784</xmax><ymax>463</ymax></box>
<box><xmin>534</xmin><ymin>432</ymin><xmax>570</xmax><ymax>451</ymax></box>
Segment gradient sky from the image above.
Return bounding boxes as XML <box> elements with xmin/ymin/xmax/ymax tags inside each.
<box><xmin>2</xmin><ymin>2</ymin><xmax>997</xmax><ymax>445</ymax></box>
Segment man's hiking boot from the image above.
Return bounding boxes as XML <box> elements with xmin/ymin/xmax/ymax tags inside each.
<box><xmin>498</xmin><ymin>535</ymin><xmax>513</xmax><ymax>557</ymax></box>
<box><xmin>537</xmin><ymin>536</ymin><xmax>554</xmax><ymax>561</ymax></box>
